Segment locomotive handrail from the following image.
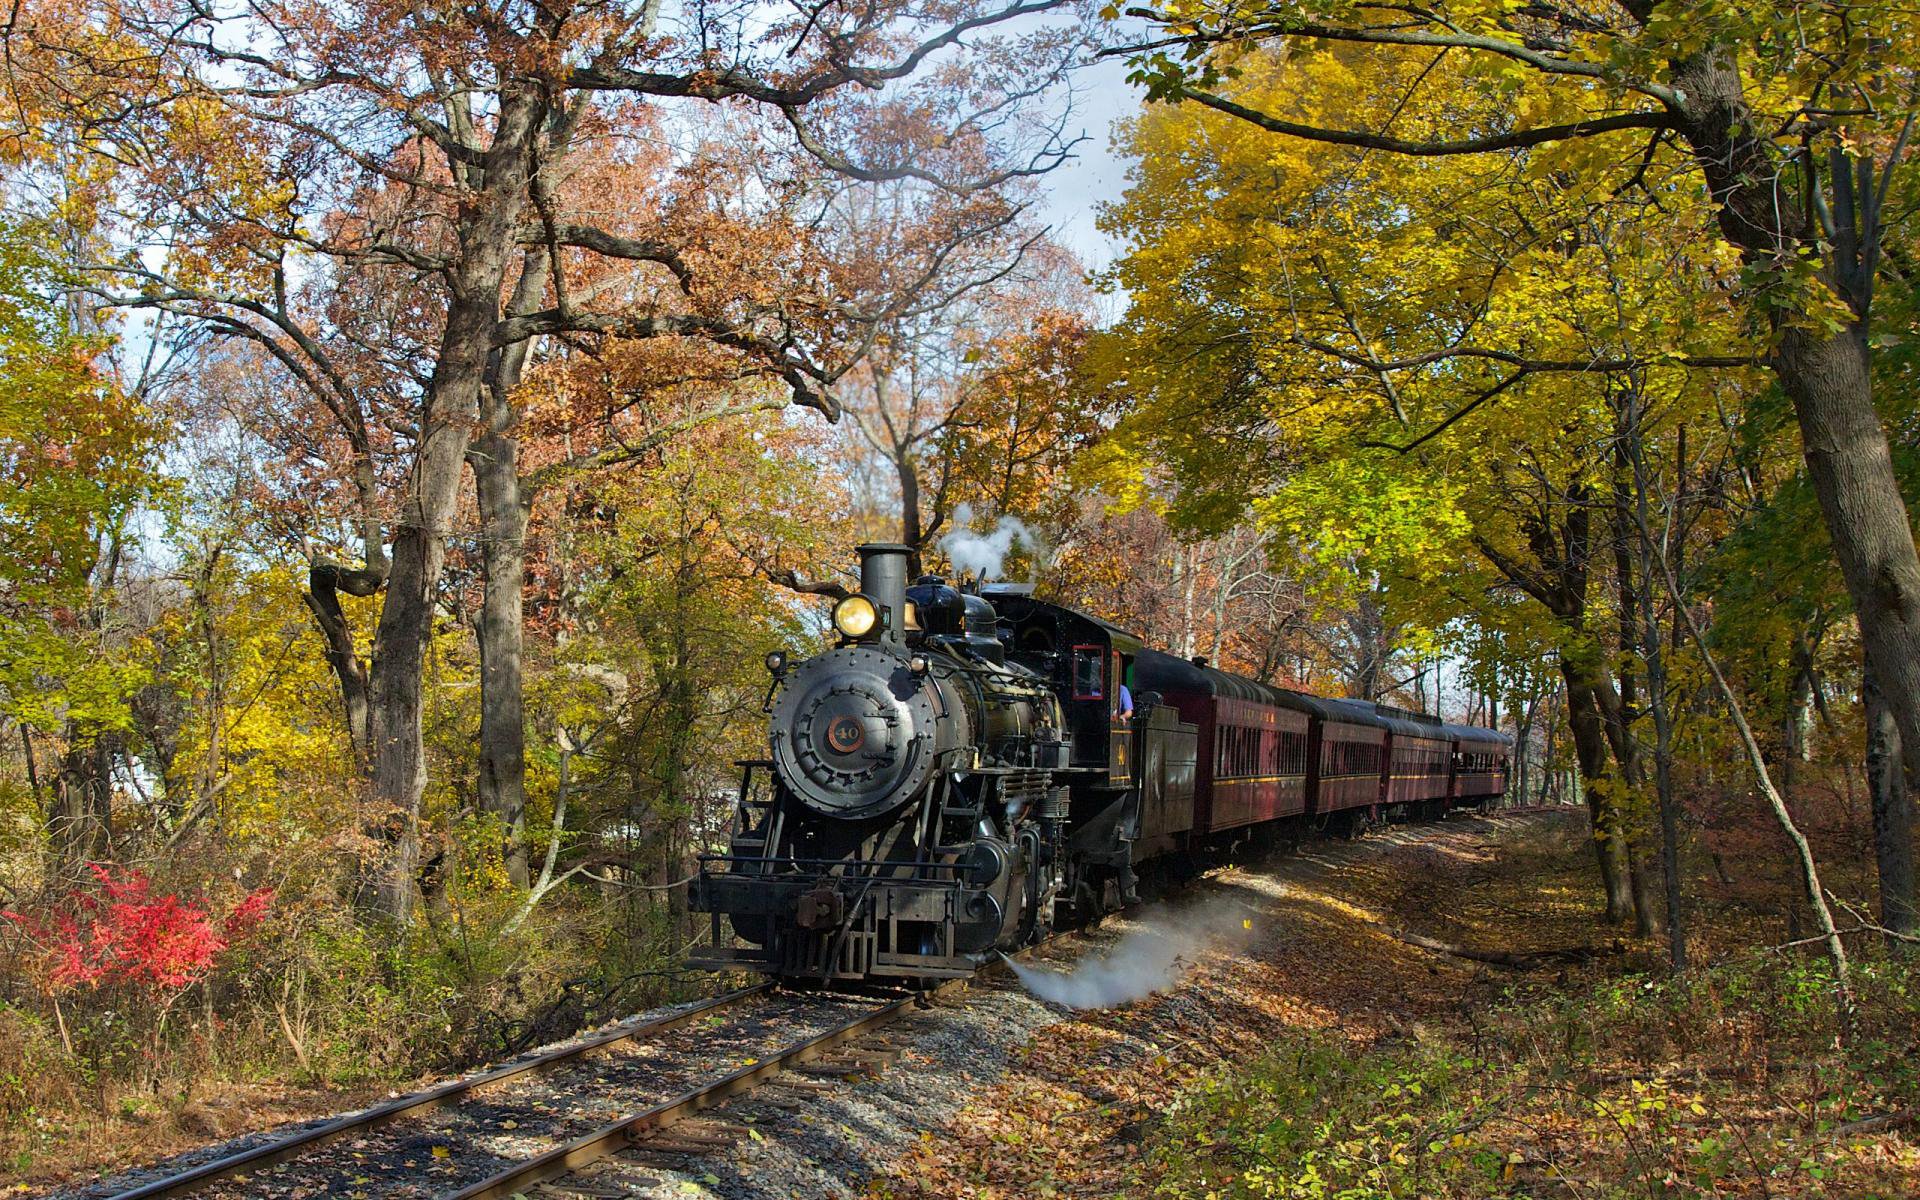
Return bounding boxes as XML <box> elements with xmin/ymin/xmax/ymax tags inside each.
<box><xmin>697</xmin><ymin>852</ymin><xmax>968</xmax><ymax>879</ymax></box>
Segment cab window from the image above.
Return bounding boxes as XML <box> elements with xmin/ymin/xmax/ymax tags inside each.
<box><xmin>1072</xmin><ymin>644</ymin><xmax>1104</xmax><ymax>699</ymax></box>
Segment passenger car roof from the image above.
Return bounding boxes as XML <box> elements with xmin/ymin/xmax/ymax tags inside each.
<box><xmin>1330</xmin><ymin>699</ymin><xmax>1453</xmax><ymax>740</ymax></box>
<box><xmin>1442</xmin><ymin>722</ymin><xmax>1516</xmax><ymax>747</ymax></box>
<box><xmin>983</xmin><ymin>591</ymin><xmax>1507</xmax><ymax>745</ymax></box>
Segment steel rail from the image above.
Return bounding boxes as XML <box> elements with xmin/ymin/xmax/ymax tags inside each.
<box><xmin>450</xmin><ymin>985</ymin><xmax>948</xmax><ymax>1200</ymax></box>
<box><xmin>106</xmin><ymin>982</ymin><xmax>773</xmax><ymax>1200</ymax></box>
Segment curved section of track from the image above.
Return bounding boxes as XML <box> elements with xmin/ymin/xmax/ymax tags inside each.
<box><xmin>102</xmin><ymin>983</ymin><xmax>798</xmax><ymax>1199</ymax></box>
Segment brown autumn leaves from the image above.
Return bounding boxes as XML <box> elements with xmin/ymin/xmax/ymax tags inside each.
<box><xmin>0</xmin><ymin>0</ymin><xmax>1098</xmax><ymax>912</ymax></box>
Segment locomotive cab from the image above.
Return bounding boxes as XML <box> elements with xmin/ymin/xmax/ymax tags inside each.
<box><xmin>984</xmin><ymin>585</ymin><xmax>1140</xmax><ymax>785</ymax></box>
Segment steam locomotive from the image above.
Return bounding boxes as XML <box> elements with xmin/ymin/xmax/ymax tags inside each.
<box><xmin>690</xmin><ymin>544</ymin><xmax>1511</xmax><ymax>983</ymax></box>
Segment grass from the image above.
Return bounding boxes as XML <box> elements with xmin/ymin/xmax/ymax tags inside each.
<box><xmin>1146</xmin><ymin>952</ymin><xmax>1920</xmax><ymax>1198</ymax></box>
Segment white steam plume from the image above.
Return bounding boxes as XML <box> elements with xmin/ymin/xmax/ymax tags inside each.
<box><xmin>939</xmin><ymin>503</ymin><xmax>1044</xmax><ymax>582</ymax></box>
<box><xmin>1003</xmin><ymin>896</ymin><xmax>1257</xmax><ymax>1011</ymax></box>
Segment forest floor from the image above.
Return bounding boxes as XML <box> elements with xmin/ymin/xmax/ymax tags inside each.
<box><xmin>862</xmin><ymin>808</ymin><xmax>1920</xmax><ymax>1200</ymax></box>
<box><xmin>19</xmin><ymin>808</ymin><xmax>1919</xmax><ymax>1199</ymax></box>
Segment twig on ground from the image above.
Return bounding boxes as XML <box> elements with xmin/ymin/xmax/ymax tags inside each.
<box><xmin>1768</xmin><ymin>924</ymin><xmax>1920</xmax><ymax>953</ymax></box>
<box><xmin>1833</xmin><ymin>1110</ymin><xmax>1914</xmax><ymax>1137</ymax></box>
<box><xmin>1389</xmin><ymin>927</ymin><xmax>1616</xmax><ymax>969</ymax></box>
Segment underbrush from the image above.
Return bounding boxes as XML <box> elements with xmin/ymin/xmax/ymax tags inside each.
<box><xmin>0</xmin><ymin>865</ymin><xmax>708</xmax><ymax>1186</ymax></box>
<box><xmin>1147</xmin><ymin>949</ymin><xmax>1920</xmax><ymax>1198</ymax></box>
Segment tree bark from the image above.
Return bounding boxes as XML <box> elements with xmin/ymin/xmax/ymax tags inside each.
<box><xmin>1778</xmin><ymin>330</ymin><xmax>1920</xmax><ymax>793</ymax></box>
<box><xmin>48</xmin><ymin>734</ymin><xmax>113</xmax><ymax>868</ymax></box>
<box><xmin>302</xmin><ymin>560</ymin><xmax>378</xmax><ymax>761</ymax></box>
<box><xmin>468</xmin><ymin>243</ymin><xmax>555</xmax><ymax>890</ymax></box>
<box><xmin>1865</xmin><ymin>662</ymin><xmax>1918</xmax><ymax>939</ymax></box>
<box><xmin>473</xmin><ymin>438</ymin><xmax>531</xmax><ymax>888</ymax></box>
<box><xmin>1563</xmin><ymin>663</ymin><xmax>1635</xmax><ymax>923</ymax></box>
<box><xmin>1610</xmin><ymin>417</ymin><xmax>1658</xmax><ymax>936</ymax></box>
<box><xmin>1667</xmin><ymin>54</ymin><xmax>1920</xmax><ymax>808</ymax></box>
<box><xmin>897</xmin><ymin>435</ymin><xmax>925</xmax><ymax>566</ymax></box>
<box><xmin>1622</xmin><ymin>390</ymin><xmax>1687</xmax><ymax>969</ymax></box>
<box><xmin>367</xmin><ymin>88</ymin><xmax>546</xmax><ymax>923</ymax></box>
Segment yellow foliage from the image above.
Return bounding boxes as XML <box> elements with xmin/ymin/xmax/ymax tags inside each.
<box><xmin>1092</xmin><ymin>43</ymin><xmax>1769</xmax><ymax>688</ymax></box>
<box><xmin>167</xmin><ymin>568</ymin><xmax>357</xmax><ymax>843</ymax></box>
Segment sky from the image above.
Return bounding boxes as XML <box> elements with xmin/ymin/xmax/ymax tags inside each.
<box><xmin>1036</xmin><ymin>55</ymin><xmax>1146</xmax><ymax>280</ymax></box>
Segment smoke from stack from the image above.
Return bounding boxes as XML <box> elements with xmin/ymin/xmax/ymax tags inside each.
<box><xmin>939</xmin><ymin>504</ymin><xmax>1044</xmax><ymax>582</ymax></box>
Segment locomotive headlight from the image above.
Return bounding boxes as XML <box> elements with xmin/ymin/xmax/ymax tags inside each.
<box><xmin>764</xmin><ymin>650</ymin><xmax>787</xmax><ymax>675</ymax></box>
<box><xmin>832</xmin><ymin>594</ymin><xmax>879</xmax><ymax>638</ymax></box>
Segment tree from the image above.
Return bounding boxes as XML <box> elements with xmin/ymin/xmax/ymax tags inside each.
<box><xmin>1089</xmin><ymin>47</ymin><xmax>1780</xmax><ymax>926</ymax></box>
<box><xmin>1112</xmin><ymin>0</ymin><xmax>1920</xmax><ymax>867</ymax></box>
<box><xmin>942</xmin><ymin>306</ymin><xmax>1118</xmax><ymax>532</ymax></box>
<box><xmin>830</xmin><ymin>206</ymin><xmax>1090</xmax><ymax>572</ymax></box>
<box><xmin>0</xmin><ymin>227</ymin><xmax>159</xmax><ymax>872</ymax></box>
<box><xmin>456</xmin><ymin>117</ymin><xmax>1041</xmax><ymax>883</ymax></box>
<box><xmin>17</xmin><ymin>0</ymin><xmax>1085</xmax><ymax>918</ymax></box>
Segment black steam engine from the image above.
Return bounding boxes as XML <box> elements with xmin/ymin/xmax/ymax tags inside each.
<box><xmin>690</xmin><ymin>543</ymin><xmax>1512</xmax><ymax>983</ymax></box>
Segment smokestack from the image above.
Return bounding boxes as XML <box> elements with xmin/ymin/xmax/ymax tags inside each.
<box><xmin>857</xmin><ymin>543</ymin><xmax>911</xmax><ymax>645</ymax></box>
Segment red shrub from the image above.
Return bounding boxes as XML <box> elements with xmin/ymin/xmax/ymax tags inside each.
<box><xmin>3</xmin><ymin>865</ymin><xmax>273</xmax><ymax>995</ymax></box>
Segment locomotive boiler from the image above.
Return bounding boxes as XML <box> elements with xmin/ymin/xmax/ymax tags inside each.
<box><xmin>691</xmin><ymin>544</ymin><xmax>1075</xmax><ymax>981</ymax></box>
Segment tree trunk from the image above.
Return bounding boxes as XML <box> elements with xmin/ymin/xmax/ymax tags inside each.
<box><xmin>48</xmin><ymin>733</ymin><xmax>113</xmax><ymax>868</ymax></box>
<box><xmin>1610</xmin><ymin>434</ymin><xmax>1658</xmax><ymax>937</ymax></box>
<box><xmin>1781</xmin><ymin>331</ymin><xmax>1920</xmax><ymax>793</ymax></box>
<box><xmin>193</xmin><ymin>550</ymin><xmax>226</xmax><ymax>811</ymax></box>
<box><xmin>1177</xmin><ymin>543</ymin><xmax>1197</xmax><ymax>659</ymax></box>
<box><xmin>662</xmin><ymin>554</ymin><xmax>700</xmax><ymax>944</ymax></box>
<box><xmin>1865</xmin><ymin>662</ymin><xmax>1917</xmax><ymax>939</ymax></box>
<box><xmin>301</xmin><ymin>451</ymin><xmax>388</xmax><ymax>766</ymax></box>
<box><xmin>1562</xmin><ymin>664</ymin><xmax>1634</xmax><ymax>923</ymax></box>
<box><xmin>1669</xmin><ymin>55</ymin><xmax>1920</xmax><ymax>809</ymax></box>
<box><xmin>1514</xmin><ymin>695</ymin><xmax>1534</xmax><ymax>806</ymax></box>
<box><xmin>1583</xmin><ymin>653</ymin><xmax>1650</xmax><ymax>931</ymax></box>
<box><xmin>473</xmin><ymin>438</ymin><xmax>531</xmax><ymax>888</ymax></box>
<box><xmin>468</xmin><ymin>246</ymin><xmax>554</xmax><ymax>890</ymax></box>
<box><xmin>1623</xmin><ymin>392</ymin><xmax>1687</xmax><ymax>969</ymax></box>
<box><xmin>366</xmin><ymin>90</ymin><xmax>546</xmax><ymax>923</ymax></box>
<box><xmin>1782</xmin><ymin>634</ymin><xmax>1816</xmax><ymax>793</ymax></box>
<box><xmin>1542</xmin><ymin>686</ymin><xmax>1561</xmax><ymax>805</ymax></box>
<box><xmin>303</xmin><ymin>563</ymin><xmax>376</xmax><ymax>760</ymax></box>
<box><xmin>897</xmin><ymin>448</ymin><xmax>921</xmax><ymax>551</ymax></box>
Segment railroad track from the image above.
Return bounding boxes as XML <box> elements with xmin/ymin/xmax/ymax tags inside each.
<box><xmin>100</xmin><ymin>980</ymin><xmax>934</xmax><ymax>1200</ymax></box>
<box><xmin>450</xmin><ymin>985</ymin><xmax>942</xmax><ymax>1200</ymax></box>
<box><xmin>87</xmin><ymin>812</ymin><xmax>1561</xmax><ymax>1200</ymax></box>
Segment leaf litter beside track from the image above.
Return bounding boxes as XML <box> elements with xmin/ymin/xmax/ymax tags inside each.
<box><xmin>866</xmin><ymin>810</ymin><xmax>1920</xmax><ymax>1199</ymax></box>
<box><xmin>864</xmin><ymin>810</ymin><xmax>1611</xmax><ymax>1199</ymax></box>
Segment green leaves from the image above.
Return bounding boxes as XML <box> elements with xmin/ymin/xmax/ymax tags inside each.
<box><xmin>1092</xmin><ymin>44</ymin><xmax>1760</xmax><ymax>692</ymax></box>
<box><xmin>0</xmin><ymin>224</ymin><xmax>160</xmax><ymax>737</ymax></box>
